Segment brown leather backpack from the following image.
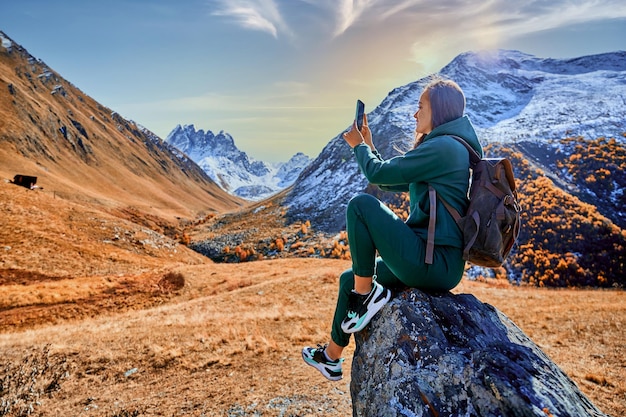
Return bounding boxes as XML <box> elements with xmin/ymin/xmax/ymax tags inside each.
<box><xmin>426</xmin><ymin>136</ymin><xmax>521</xmax><ymax>268</ymax></box>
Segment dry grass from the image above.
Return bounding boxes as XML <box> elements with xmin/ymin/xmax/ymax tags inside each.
<box><xmin>0</xmin><ymin>261</ymin><xmax>623</xmax><ymax>417</ymax></box>
<box><xmin>0</xmin><ymin>182</ymin><xmax>623</xmax><ymax>416</ymax></box>
<box><xmin>0</xmin><ymin>41</ymin><xmax>243</xmax><ymax>223</ymax></box>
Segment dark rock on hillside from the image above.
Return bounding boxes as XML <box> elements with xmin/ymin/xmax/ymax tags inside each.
<box><xmin>351</xmin><ymin>288</ymin><xmax>608</xmax><ymax>417</ymax></box>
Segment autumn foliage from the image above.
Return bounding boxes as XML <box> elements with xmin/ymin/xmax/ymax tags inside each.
<box><xmin>493</xmin><ymin>139</ymin><xmax>625</xmax><ymax>287</ymax></box>
<box><xmin>365</xmin><ymin>136</ymin><xmax>625</xmax><ymax>288</ymax></box>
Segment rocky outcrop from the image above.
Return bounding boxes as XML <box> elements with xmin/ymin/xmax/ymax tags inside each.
<box><xmin>351</xmin><ymin>288</ymin><xmax>608</xmax><ymax>417</ymax></box>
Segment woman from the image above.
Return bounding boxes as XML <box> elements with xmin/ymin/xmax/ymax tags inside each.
<box><xmin>301</xmin><ymin>77</ymin><xmax>483</xmax><ymax>381</ymax></box>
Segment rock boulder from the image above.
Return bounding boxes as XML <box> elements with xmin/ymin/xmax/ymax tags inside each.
<box><xmin>350</xmin><ymin>288</ymin><xmax>608</xmax><ymax>417</ymax></box>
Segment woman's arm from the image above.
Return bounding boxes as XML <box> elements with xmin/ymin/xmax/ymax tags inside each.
<box><xmin>344</xmin><ymin>113</ymin><xmax>410</xmax><ymax>189</ymax></box>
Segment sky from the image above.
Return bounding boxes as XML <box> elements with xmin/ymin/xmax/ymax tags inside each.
<box><xmin>2</xmin><ymin>1</ymin><xmax>625</xmax><ymax>163</ymax></box>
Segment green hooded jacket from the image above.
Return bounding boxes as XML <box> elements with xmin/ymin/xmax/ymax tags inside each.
<box><xmin>353</xmin><ymin>115</ymin><xmax>483</xmax><ymax>248</ymax></box>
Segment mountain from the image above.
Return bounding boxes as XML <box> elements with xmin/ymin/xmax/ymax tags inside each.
<box><xmin>0</xmin><ymin>31</ymin><xmax>243</xmax><ymax>221</ymax></box>
<box><xmin>165</xmin><ymin>124</ymin><xmax>311</xmax><ymax>201</ymax></box>
<box><xmin>285</xmin><ymin>49</ymin><xmax>626</xmax><ymax>232</ymax></box>
<box><xmin>186</xmin><ymin>49</ymin><xmax>624</xmax><ymax>287</ymax></box>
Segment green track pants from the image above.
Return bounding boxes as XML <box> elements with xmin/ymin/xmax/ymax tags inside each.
<box><xmin>331</xmin><ymin>193</ymin><xmax>465</xmax><ymax>347</ymax></box>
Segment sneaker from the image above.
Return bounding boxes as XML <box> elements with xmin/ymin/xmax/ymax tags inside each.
<box><xmin>340</xmin><ymin>280</ymin><xmax>391</xmax><ymax>334</ymax></box>
<box><xmin>301</xmin><ymin>344</ymin><xmax>344</xmax><ymax>381</ymax></box>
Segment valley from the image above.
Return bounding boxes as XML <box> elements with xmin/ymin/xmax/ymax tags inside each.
<box><xmin>1</xmin><ymin>32</ymin><xmax>624</xmax><ymax>416</ymax></box>
<box><xmin>0</xmin><ymin>180</ymin><xmax>623</xmax><ymax>417</ymax></box>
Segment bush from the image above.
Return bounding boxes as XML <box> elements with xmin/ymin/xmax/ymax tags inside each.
<box><xmin>157</xmin><ymin>272</ymin><xmax>186</xmax><ymax>292</ymax></box>
<box><xmin>0</xmin><ymin>345</ymin><xmax>68</xmax><ymax>416</ymax></box>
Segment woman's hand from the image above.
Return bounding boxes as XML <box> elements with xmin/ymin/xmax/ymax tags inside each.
<box><xmin>343</xmin><ymin>113</ymin><xmax>374</xmax><ymax>150</ymax></box>
<box><xmin>361</xmin><ymin>114</ymin><xmax>374</xmax><ymax>149</ymax></box>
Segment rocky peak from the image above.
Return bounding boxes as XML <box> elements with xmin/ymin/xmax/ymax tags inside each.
<box><xmin>165</xmin><ymin>124</ymin><xmax>311</xmax><ymax>200</ymax></box>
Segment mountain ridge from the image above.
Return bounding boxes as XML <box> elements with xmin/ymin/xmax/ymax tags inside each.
<box><xmin>166</xmin><ymin>124</ymin><xmax>311</xmax><ymax>201</ymax></box>
<box><xmin>284</xmin><ymin>49</ymin><xmax>626</xmax><ymax>232</ymax></box>
<box><xmin>2</xmin><ymin>28</ymin><xmax>623</xmax><ymax>288</ymax></box>
<box><xmin>0</xmin><ymin>31</ymin><xmax>622</xmax><ymax>417</ymax></box>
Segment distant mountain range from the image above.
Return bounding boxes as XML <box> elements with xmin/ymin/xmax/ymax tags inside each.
<box><xmin>165</xmin><ymin>125</ymin><xmax>311</xmax><ymax>201</ymax></box>
<box><xmin>284</xmin><ymin>49</ymin><xmax>626</xmax><ymax>232</ymax></box>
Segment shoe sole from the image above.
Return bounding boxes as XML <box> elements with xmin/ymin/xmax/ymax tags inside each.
<box><xmin>301</xmin><ymin>350</ymin><xmax>343</xmax><ymax>381</ymax></box>
<box><xmin>341</xmin><ymin>286</ymin><xmax>391</xmax><ymax>333</ymax></box>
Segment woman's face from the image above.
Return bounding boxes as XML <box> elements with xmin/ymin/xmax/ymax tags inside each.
<box><xmin>414</xmin><ymin>91</ymin><xmax>433</xmax><ymax>135</ymax></box>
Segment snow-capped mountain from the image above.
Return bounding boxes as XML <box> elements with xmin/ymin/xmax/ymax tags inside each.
<box><xmin>165</xmin><ymin>125</ymin><xmax>311</xmax><ymax>201</ymax></box>
<box><xmin>285</xmin><ymin>49</ymin><xmax>626</xmax><ymax>232</ymax></box>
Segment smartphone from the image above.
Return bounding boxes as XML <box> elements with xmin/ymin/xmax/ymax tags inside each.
<box><xmin>355</xmin><ymin>99</ymin><xmax>365</xmax><ymax>130</ymax></box>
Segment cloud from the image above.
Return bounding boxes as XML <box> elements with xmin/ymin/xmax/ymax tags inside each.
<box><xmin>393</xmin><ymin>0</ymin><xmax>626</xmax><ymax>67</ymax></box>
<box><xmin>282</xmin><ymin>0</ymin><xmax>391</xmax><ymax>38</ymax></box>
<box><xmin>131</xmin><ymin>81</ymin><xmax>316</xmax><ymax>116</ymax></box>
<box><xmin>326</xmin><ymin>0</ymin><xmax>626</xmax><ymax>41</ymax></box>
<box><xmin>327</xmin><ymin>0</ymin><xmax>386</xmax><ymax>37</ymax></box>
<box><xmin>266</xmin><ymin>81</ymin><xmax>312</xmax><ymax>100</ymax></box>
<box><xmin>501</xmin><ymin>0</ymin><xmax>626</xmax><ymax>33</ymax></box>
<box><xmin>211</xmin><ymin>0</ymin><xmax>292</xmax><ymax>38</ymax></box>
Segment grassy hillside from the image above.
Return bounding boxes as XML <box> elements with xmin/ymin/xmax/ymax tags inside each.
<box><xmin>1</xmin><ymin>262</ymin><xmax>623</xmax><ymax>417</ymax></box>
<box><xmin>0</xmin><ymin>31</ymin><xmax>623</xmax><ymax>417</ymax></box>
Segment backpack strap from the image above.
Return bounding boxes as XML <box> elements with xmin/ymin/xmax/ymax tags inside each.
<box><xmin>437</xmin><ymin>190</ymin><xmax>478</xmax><ymax>261</ymax></box>
<box><xmin>425</xmin><ymin>135</ymin><xmax>477</xmax><ymax>264</ymax></box>
<box><xmin>438</xmin><ymin>193</ymin><xmax>462</xmax><ymax>222</ymax></box>
<box><xmin>428</xmin><ymin>186</ymin><xmax>477</xmax><ymax>263</ymax></box>
<box><xmin>437</xmin><ymin>134</ymin><xmax>480</xmax><ymax>221</ymax></box>
<box><xmin>426</xmin><ymin>185</ymin><xmax>437</xmax><ymax>264</ymax></box>
<box><xmin>449</xmin><ymin>135</ymin><xmax>481</xmax><ymax>165</ymax></box>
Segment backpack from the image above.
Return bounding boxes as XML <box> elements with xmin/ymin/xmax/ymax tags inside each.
<box><xmin>425</xmin><ymin>136</ymin><xmax>521</xmax><ymax>268</ymax></box>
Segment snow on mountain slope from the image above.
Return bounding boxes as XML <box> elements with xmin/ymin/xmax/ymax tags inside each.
<box><xmin>165</xmin><ymin>125</ymin><xmax>311</xmax><ymax>201</ymax></box>
<box><xmin>285</xmin><ymin>49</ymin><xmax>626</xmax><ymax>232</ymax></box>
<box><xmin>453</xmin><ymin>50</ymin><xmax>626</xmax><ymax>142</ymax></box>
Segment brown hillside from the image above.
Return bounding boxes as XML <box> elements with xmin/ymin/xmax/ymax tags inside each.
<box><xmin>0</xmin><ymin>31</ymin><xmax>243</xmax><ymax>222</ymax></box>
